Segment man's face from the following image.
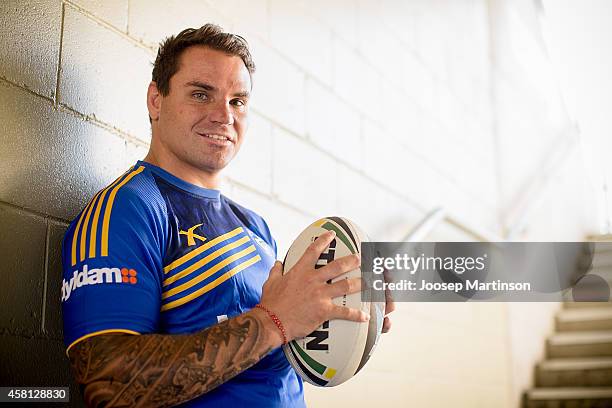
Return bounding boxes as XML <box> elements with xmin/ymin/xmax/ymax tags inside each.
<box><xmin>148</xmin><ymin>46</ymin><xmax>251</xmax><ymax>177</ymax></box>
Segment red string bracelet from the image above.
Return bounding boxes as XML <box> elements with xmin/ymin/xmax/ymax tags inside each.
<box><xmin>255</xmin><ymin>304</ymin><xmax>287</xmax><ymax>345</ymax></box>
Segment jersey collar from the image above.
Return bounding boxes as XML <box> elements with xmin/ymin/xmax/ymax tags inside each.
<box><xmin>136</xmin><ymin>160</ymin><xmax>221</xmax><ymax>199</ymax></box>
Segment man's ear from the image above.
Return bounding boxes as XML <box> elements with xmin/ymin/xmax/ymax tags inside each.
<box><xmin>147</xmin><ymin>81</ymin><xmax>162</xmax><ymax>121</ymax></box>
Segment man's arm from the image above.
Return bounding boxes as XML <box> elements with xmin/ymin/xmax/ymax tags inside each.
<box><xmin>68</xmin><ymin>231</ymin><xmax>366</xmax><ymax>408</ymax></box>
<box><xmin>69</xmin><ymin>308</ymin><xmax>281</xmax><ymax>408</ymax></box>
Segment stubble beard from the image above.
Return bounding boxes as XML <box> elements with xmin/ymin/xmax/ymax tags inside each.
<box><xmin>181</xmin><ymin>142</ymin><xmax>235</xmax><ymax>176</ymax></box>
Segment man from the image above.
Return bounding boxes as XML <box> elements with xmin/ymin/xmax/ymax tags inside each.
<box><xmin>61</xmin><ymin>24</ymin><xmax>391</xmax><ymax>407</ymax></box>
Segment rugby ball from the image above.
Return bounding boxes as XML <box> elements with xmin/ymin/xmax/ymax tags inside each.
<box><xmin>282</xmin><ymin>217</ymin><xmax>384</xmax><ymax>387</ymax></box>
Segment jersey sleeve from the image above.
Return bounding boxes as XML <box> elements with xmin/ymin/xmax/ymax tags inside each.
<box><xmin>225</xmin><ymin>196</ymin><xmax>278</xmax><ymax>258</ymax></box>
<box><xmin>258</xmin><ymin>217</ymin><xmax>278</xmax><ymax>259</ymax></box>
<box><xmin>248</xmin><ymin>212</ymin><xmax>278</xmax><ymax>259</ymax></box>
<box><xmin>61</xmin><ymin>169</ymin><xmax>168</xmax><ymax>352</ymax></box>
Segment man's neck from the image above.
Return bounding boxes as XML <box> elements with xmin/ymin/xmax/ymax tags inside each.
<box><xmin>143</xmin><ymin>151</ymin><xmax>220</xmax><ymax>190</ymax></box>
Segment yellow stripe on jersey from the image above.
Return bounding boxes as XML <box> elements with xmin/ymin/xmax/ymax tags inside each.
<box><xmin>70</xmin><ymin>167</ymin><xmax>134</xmax><ymax>266</ymax></box>
<box><xmin>101</xmin><ymin>166</ymin><xmax>145</xmax><ymax>257</ymax></box>
<box><xmin>163</xmin><ymin>235</ymin><xmax>250</xmax><ymax>287</ymax></box>
<box><xmin>89</xmin><ymin>168</ymin><xmax>132</xmax><ymax>259</ymax></box>
<box><xmin>161</xmin><ymin>254</ymin><xmax>261</xmax><ymax>312</ymax></box>
<box><xmin>65</xmin><ymin>328</ymin><xmax>140</xmax><ymax>356</ymax></box>
<box><xmin>71</xmin><ymin>197</ymin><xmax>96</xmax><ymax>266</ymax></box>
<box><xmin>162</xmin><ymin>244</ymin><xmax>257</xmax><ymax>300</ymax></box>
<box><xmin>79</xmin><ymin>190</ymin><xmax>103</xmax><ymax>262</ymax></box>
<box><xmin>163</xmin><ymin>226</ymin><xmax>244</xmax><ymax>274</ymax></box>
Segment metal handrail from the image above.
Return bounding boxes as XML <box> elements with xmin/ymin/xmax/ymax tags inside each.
<box><xmin>402</xmin><ymin>207</ymin><xmax>446</xmax><ymax>242</ymax></box>
<box><xmin>405</xmin><ymin>126</ymin><xmax>580</xmax><ymax>243</ymax></box>
<box><xmin>403</xmin><ymin>207</ymin><xmax>504</xmax><ymax>242</ymax></box>
<box><xmin>505</xmin><ymin>128</ymin><xmax>579</xmax><ymax>239</ymax></box>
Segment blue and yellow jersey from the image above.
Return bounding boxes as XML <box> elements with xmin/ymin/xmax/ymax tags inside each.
<box><xmin>61</xmin><ymin>160</ymin><xmax>304</xmax><ymax>407</ymax></box>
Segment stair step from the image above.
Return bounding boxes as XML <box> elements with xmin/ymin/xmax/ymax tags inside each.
<box><xmin>585</xmin><ymin>235</ymin><xmax>612</xmax><ymax>243</ymax></box>
<box><xmin>560</xmin><ymin>268</ymin><xmax>612</xmax><ymax>302</ymax></box>
<box><xmin>593</xmin><ymin>244</ymin><xmax>612</xmax><ymax>254</ymax></box>
<box><xmin>525</xmin><ymin>387</ymin><xmax>612</xmax><ymax>408</ymax></box>
<box><xmin>584</xmin><ymin>268</ymin><xmax>612</xmax><ymax>280</ymax></box>
<box><xmin>564</xmin><ymin>301</ymin><xmax>612</xmax><ymax>310</ymax></box>
<box><xmin>591</xmin><ymin>253</ymin><xmax>612</xmax><ymax>268</ymax></box>
<box><xmin>560</xmin><ymin>268</ymin><xmax>612</xmax><ymax>303</ymax></box>
<box><xmin>557</xmin><ymin>308</ymin><xmax>612</xmax><ymax>331</ymax></box>
<box><xmin>547</xmin><ymin>331</ymin><xmax>612</xmax><ymax>358</ymax></box>
<box><xmin>537</xmin><ymin>358</ymin><xmax>612</xmax><ymax>387</ymax></box>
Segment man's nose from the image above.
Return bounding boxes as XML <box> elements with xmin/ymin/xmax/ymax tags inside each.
<box><xmin>209</xmin><ymin>100</ymin><xmax>234</xmax><ymax>125</ymax></box>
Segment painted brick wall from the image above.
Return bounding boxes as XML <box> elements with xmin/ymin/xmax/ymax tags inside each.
<box><xmin>0</xmin><ymin>0</ymin><xmax>593</xmax><ymax>406</ymax></box>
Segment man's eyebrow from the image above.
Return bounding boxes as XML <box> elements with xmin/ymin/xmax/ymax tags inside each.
<box><xmin>185</xmin><ymin>81</ymin><xmax>249</xmax><ymax>98</ymax></box>
<box><xmin>185</xmin><ymin>81</ymin><xmax>215</xmax><ymax>91</ymax></box>
<box><xmin>233</xmin><ymin>90</ymin><xmax>250</xmax><ymax>98</ymax></box>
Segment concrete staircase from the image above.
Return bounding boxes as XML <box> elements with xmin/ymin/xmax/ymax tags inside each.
<box><xmin>522</xmin><ymin>240</ymin><xmax>612</xmax><ymax>407</ymax></box>
<box><xmin>524</xmin><ymin>301</ymin><xmax>612</xmax><ymax>407</ymax></box>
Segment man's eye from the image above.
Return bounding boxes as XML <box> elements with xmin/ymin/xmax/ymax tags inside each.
<box><xmin>193</xmin><ymin>92</ymin><xmax>208</xmax><ymax>100</ymax></box>
<box><xmin>231</xmin><ymin>99</ymin><xmax>246</xmax><ymax>107</ymax></box>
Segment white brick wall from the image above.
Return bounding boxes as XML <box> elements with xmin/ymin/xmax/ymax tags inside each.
<box><xmin>271</xmin><ymin>127</ymin><xmax>338</xmax><ymax>217</ymax></box>
<box><xmin>128</xmin><ymin>0</ymin><xmax>231</xmax><ymax>47</ymax></box>
<box><xmin>206</xmin><ymin>0</ymin><xmax>269</xmax><ymax>41</ymax></box>
<box><xmin>332</xmin><ymin>37</ymin><xmax>383</xmax><ymax>118</ymax></box>
<box><xmin>1</xmin><ymin>0</ymin><xmax>586</xmax><ymax>248</ymax></box>
<box><xmin>249</xmin><ymin>38</ymin><xmax>307</xmax><ymax>135</ymax></box>
<box><xmin>225</xmin><ymin>112</ymin><xmax>273</xmax><ymax>194</ymax></box>
<box><xmin>304</xmin><ymin>78</ymin><xmax>362</xmax><ymax>168</ymax></box>
<box><xmin>309</xmin><ymin>0</ymin><xmax>358</xmax><ymax>48</ymax></box>
<box><xmin>60</xmin><ymin>6</ymin><xmax>153</xmax><ymax>142</ymax></box>
<box><xmin>0</xmin><ymin>1</ymin><xmax>597</xmax><ymax>406</ymax></box>
<box><xmin>268</xmin><ymin>0</ymin><xmax>333</xmax><ymax>87</ymax></box>
<box><xmin>69</xmin><ymin>0</ymin><xmax>128</xmax><ymax>31</ymax></box>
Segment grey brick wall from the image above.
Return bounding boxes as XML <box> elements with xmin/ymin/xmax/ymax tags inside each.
<box><xmin>0</xmin><ymin>1</ymin><xmax>146</xmax><ymax>405</ymax></box>
<box><xmin>0</xmin><ymin>205</ymin><xmax>82</xmax><ymax>406</ymax></box>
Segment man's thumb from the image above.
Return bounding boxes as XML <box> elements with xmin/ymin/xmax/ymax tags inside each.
<box><xmin>269</xmin><ymin>260</ymin><xmax>284</xmax><ymax>279</ymax></box>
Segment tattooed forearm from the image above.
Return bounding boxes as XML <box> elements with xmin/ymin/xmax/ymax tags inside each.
<box><xmin>68</xmin><ymin>311</ymin><xmax>279</xmax><ymax>408</ymax></box>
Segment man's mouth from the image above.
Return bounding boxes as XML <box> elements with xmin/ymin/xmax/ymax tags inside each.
<box><xmin>198</xmin><ymin>133</ymin><xmax>234</xmax><ymax>144</ymax></box>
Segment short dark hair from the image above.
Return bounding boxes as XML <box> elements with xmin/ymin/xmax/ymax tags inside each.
<box><xmin>152</xmin><ymin>23</ymin><xmax>256</xmax><ymax>96</ymax></box>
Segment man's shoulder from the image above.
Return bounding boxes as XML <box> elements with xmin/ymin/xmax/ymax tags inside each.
<box><xmin>67</xmin><ymin>165</ymin><xmax>166</xmax><ymax>231</ymax></box>
<box><xmin>112</xmin><ymin>165</ymin><xmax>165</xmax><ymax>207</ymax></box>
<box><xmin>61</xmin><ymin>164</ymin><xmax>169</xmax><ymax>272</ymax></box>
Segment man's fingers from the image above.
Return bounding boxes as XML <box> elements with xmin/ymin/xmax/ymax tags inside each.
<box><xmin>326</xmin><ymin>277</ymin><xmax>362</xmax><ymax>298</ymax></box>
<box><xmin>320</xmin><ymin>253</ymin><xmax>360</xmax><ymax>281</ymax></box>
<box><xmin>382</xmin><ymin>316</ymin><xmax>392</xmax><ymax>333</ymax></box>
<box><xmin>296</xmin><ymin>230</ymin><xmax>336</xmax><ymax>268</ymax></box>
<box><xmin>384</xmin><ymin>296</ymin><xmax>396</xmax><ymax>315</ymax></box>
<box><xmin>329</xmin><ymin>305</ymin><xmax>369</xmax><ymax>322</ymax></box>
<box><xmin>383</xmin><ymin>267</ymin><xmax>396</xmax><ymax>315</ymax></box>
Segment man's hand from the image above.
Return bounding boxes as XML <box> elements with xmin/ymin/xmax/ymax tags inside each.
<box><xmin>382</xmin><ymin>267</ymin><xmax>395</xmax><ymax>333</ymax></box>
<box><xmin>382</xmin><ymin>289</ymin><xmax>395</xmax><ymax>333</ymax></box>
<box><xmin>259</xmin><ymin>230</ymin><xmax>369</xmax><ymax>341</ymax></box>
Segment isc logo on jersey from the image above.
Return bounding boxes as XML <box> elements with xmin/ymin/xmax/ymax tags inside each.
<box><xmin>61</xmin><ymin>265</ymin><xmax>137</xmax><ymax>302</ymax></box>
<box><xmin>246</xmin><ymin>228</ymin><xmax>275</xmax><ymax>257</ymax></box>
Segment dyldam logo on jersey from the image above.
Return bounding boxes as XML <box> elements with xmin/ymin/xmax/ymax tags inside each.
<box><xmin>61</xmin><ymin>265</ymin><xmax>138</xmax><ymax>302</ymax></box>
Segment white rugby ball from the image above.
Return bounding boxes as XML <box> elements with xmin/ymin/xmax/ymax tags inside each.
<box><xmin>282</xmin><ymin>217</ymin><xmax>384</xmax><ymax>387</ymax></box>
